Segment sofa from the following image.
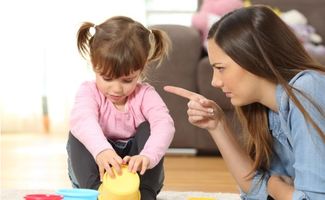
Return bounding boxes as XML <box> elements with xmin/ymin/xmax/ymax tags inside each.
<box><xmin>147</xmin><ymin>0</ymin><xmax>325</xmax><ymax>154</ymax></box>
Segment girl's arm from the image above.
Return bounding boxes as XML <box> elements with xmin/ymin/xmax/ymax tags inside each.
<box><xmin>70</xmin><ymin>82</ymin><xmax>113</xmax><ymax>159</ymax></box>
<box><xmin>138</xmin><ymin>85</ymin><xmax>175</xmax><ymax>169</ymax></box>
<box><xmin>71</xmin><ymin>82</ymin><xmax>123</xmax><ymax>177</ymax></box>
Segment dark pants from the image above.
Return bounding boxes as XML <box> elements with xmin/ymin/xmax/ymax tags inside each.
<box><xmin>67</xmin><ymin>121</ymin><xmax>164</xmax><ymax>200</ymax></box>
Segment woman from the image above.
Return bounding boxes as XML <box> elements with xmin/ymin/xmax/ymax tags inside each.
<box><xmin>165</xmin><ymin>5</ymin><xmax>325</xmax><ymax>200</ymax></box>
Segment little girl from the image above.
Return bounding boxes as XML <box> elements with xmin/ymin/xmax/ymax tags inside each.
<box><xmin>67</xmin><ymin>16</ymin><xmax>175</xmax><ymax>200</ymax></box>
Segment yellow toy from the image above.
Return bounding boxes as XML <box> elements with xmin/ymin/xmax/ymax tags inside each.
<box><xmin>98</xmin><ymin>165</ymin><xmax>140</xmax><ymax>200</ymax></box>
<box><xmin>188</xmin><ymin>198</ymin><xmax>216</xmax><ymax>200</ymax></box>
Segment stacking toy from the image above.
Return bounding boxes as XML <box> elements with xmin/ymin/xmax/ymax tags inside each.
<box><xmin>24</xmin><ymin>194</ymin><xmax>63</xmax><ymax>200</ymax></box>
<box><xmin>56</xmin><ymin>188</ymin><xmax>98</xmax><ymax>200</ymax></box>
<box><xmin>98</xmin><ymin>165</ymin><xmax>140</xmax><ymax>200</ymax></box>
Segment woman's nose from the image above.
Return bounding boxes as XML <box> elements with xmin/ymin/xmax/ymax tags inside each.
<box><xmin>211</xmin><ymin>74</ymin><xmax>223</xmax><ymax>88</ymax></box>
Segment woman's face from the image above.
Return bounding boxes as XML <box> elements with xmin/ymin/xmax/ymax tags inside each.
<box><xmin>207</xmin><ymin>39</ymin><xmax>266</xmax><ymax>106</ymax></box>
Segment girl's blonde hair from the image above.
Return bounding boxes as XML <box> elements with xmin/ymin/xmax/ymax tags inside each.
<box><xmin>76</xmin><ymin>16</ymin><xmax>171</xmax><ymax>79</ymax></box>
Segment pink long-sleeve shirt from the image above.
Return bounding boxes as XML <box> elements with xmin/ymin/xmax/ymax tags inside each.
<box><xmin>69</xmin><ymin>81</ymin><xmax>175</xmax><ymax>168</ymax></box>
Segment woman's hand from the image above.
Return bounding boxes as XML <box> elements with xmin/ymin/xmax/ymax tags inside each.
<box><xmin>164</xmin><ymin>86</ymin><xmax>225</xmax><ymax>131</ymax></box>
<box><xmin>123</xmin><ymin>155</ymin><xmax>150</xmax><ymax>175</ymax></box>
<box><xmin>96</xmin><ymin>149</ymin><xmax>123</xmax><ymax>180</ymax></box>
<box><xmin>278</xmin><ymin>175</ymin><xmax>294</xmax><ymax>186</ymax></box>
<box><xmin>165</xmin><ymin>86</ymin><xmax>254</xmax><ymax>193</ymax></box>
<box><xmin>267</xmin><ymin>175</ymin><xmax>294</xmax><ymax>199</ymax></box>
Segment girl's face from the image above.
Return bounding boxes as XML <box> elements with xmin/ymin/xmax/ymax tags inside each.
<box><xmin>95</xmin><ymin>70</ymin><xmax>141</xmax><ymax>106</ymax></box>
<box><xmin>207</xmin><ymin>40</ymin><xmax>267</xmax><ymax>106</ymax></box>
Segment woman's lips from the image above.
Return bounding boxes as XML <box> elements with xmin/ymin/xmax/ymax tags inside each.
<box><xmin>225</xmin><ymin>92</ymin><xmax>232</xmax><ymax>97</ymax></box>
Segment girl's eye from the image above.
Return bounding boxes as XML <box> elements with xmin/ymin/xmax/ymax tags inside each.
<box><xmin>102</xmin><ymin>77</ymin><xmax>112</xmax><ymax>81</ymax></box>
<box><xmin>123</xmin><ymin>79</ymin><xmax>134</xmax><ymax>83</ymax></box>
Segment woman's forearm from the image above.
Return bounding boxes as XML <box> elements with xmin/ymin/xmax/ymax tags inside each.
<box><xmin>209</xmin><ymin>122</ymin><xmax>254</xmax><ymax>192</ymax></box>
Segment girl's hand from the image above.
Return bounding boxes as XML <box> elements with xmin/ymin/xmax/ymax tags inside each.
<box><xmin>122</xmin><ymin>155</ymin><xmax>150</xmax><ymax>175</ymax></box>
<box><xmin>96</xmin><ymin>149</ymin><xmax>123</xmax><ymax>180</ymax></box>
<box><xmin>164</xmin><ymin>86</ymin><xmax>225</xmax><ymax>131</ymax></box>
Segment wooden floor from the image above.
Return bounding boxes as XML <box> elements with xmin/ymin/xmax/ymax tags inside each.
<box><xmin>1</xmin><ymin>133</ymin><xmax>238</xmax><ymax>193</ymax></box>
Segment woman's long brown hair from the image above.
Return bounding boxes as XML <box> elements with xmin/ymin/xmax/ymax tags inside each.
<box><xmin>208</xmin><ymin>5</ymin><xmax>325</xmax><ymax>175</ymax></box>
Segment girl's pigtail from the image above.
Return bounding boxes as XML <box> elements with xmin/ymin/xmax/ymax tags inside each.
<box><xmin>77</xmin><ymin>22</ymin><xmax>96</xmax><ymax>59</ymax></box>
<box><xmin>147</xmin><ymin>29</ymin><xmax>171</xmax><ymax>66</ymax></box>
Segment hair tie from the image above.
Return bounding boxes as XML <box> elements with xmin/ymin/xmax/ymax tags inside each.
<box><xmin>148</xmin><ymin>29</ymin><xmax>156</xmax><ymax>60</ymax></box>
<box><xmin>89</xmin><ymin>25</ymin><xmax>96</xmax><ymax>36</ymax></box>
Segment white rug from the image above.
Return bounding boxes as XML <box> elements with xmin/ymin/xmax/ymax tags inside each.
<box><xmin>158</xmin><ymin>191</ymin><xmax>240</xmax><ymax>200</ymax></box>
<box><xmin>2</xmin><ymin>189</ymin><xmax>240</xmax><ymax>200</ymax></box>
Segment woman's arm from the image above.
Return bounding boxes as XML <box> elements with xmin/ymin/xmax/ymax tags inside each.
<box><xmin>164</xmin><ymin>86</ymin><xmax>254</xmax><ymax>192</ymax></box>
<box><xmin>199</xmin><ymin>99</ymin><xmax>254</xmax><ymax>192</ymax></box>
<box><xmin>268</xmin><ymin>71</ymin><xmax>325</xmax><ymax>199</ymax></box>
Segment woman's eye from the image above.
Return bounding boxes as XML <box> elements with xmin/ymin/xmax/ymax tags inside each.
<box><xmin>214</xmin><ymin>66</ymin><xmax>224</xmax><ymax>72</ymax></box>
<box><xmin>217</xmin><ymin>67</ymin><xmax>224</xmax><ymax>72</ymax></box>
